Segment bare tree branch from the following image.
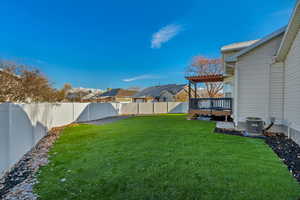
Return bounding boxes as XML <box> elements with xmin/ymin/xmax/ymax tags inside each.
<box><xmin>186</xmin><ymin>56</ymin><xmax>224</xmax><ymax>98</ymax></box>
<box><xmin>0</xmin><ymin>60</ymin><xmax>67</xmax><ymax>103</ymax></box>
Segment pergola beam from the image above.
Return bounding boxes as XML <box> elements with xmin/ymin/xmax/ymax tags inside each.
<box><xmin>185</xmin><ymin>74</ymin><xmax>224</xmax><ymax>83</ymax></box>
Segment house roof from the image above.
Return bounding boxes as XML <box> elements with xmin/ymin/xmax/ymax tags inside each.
<box><xmin>225</xmin><ymin>26</ymin><xmax>287</xmax><ymax>62</ymax></box>
<box><xmin>97</xmin><ymin>88</ymin><xmax>137</xmax><ymax>98</ymax></box>
<box><xmin>82</xmin><ymin>92</ymin><xmax>102</xmax><ymax>100</ymax></box>
<box><xmin>221</xmin><ymin>40</ymin><xmax>259</xmax><ymax>53</ymax></box>
<box><xmin>132</xmin><ymin>84</ymin><xmax>186</xmax><ymax>98</ymax></box>
<box><xmin>276</xmin><ymin>0</ymin><xmax>300</xmax><ymax>62</ymax></box>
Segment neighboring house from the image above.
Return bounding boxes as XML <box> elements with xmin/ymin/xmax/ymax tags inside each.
<box><xmin>66</xmin><ymin>87</ymin><xmax>103</xmax><ymax>102</ymax></box>
<box><xmin>223</xmin><ymin>0</ymin><xmax>300</xmax><ymax>140</ymax></box>
<box><xmin>95</xmin><ymin>88</ymin><xmax>138</xmax><ymax>103</ymax></box>
<box><xmin>81</xmin><ymin>92</ymin><xmax>102</xmax><ymax>102</ymax></box>
<box><xmin>132</xmin><ymin>84</ymin><xmax>190</xmax><ymax>102</ymax></box>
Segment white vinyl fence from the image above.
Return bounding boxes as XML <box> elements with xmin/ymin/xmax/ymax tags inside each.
<box><xmin>0</xmin><ymin>102</ymin><xmax>188</xmax><ymax>177</ymax></box>
<box><xmin>120</xmin><ymin>102</ymin><xmax>188</xmax><ymax>115</ymax></box>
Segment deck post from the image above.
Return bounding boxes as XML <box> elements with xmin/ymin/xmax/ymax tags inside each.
<box><xmin>188</xmin><ymin>81</ymin><xmax>192</xmax><ymax>110</ymax></box>
<box><xmin>210</xmin><ymin>98</ymin><xmax>213</xmax><ymax>116</ymax></box>
<box><xmin>194</xmin><ymin>83</ymin><xmax>197</xmax><ymax>98</ymax></box>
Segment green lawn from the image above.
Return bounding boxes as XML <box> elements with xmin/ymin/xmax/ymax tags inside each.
<box><xmin>35</xmin><ymin>115</ymin><xmax>300</xmax><ymax>200</ymax></box>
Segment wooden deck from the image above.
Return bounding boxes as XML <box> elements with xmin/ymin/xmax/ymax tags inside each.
<box><xmin>189</xmin><ymin>109</ymin><xmax>232</xmax><ymax>117</ymax></box>
<box><xmin>188</xmin><ymin>98</ymin><xmax>233</xmax><ymax>120</ymax></box>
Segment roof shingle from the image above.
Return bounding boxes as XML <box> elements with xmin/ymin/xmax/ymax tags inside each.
<box><xmin>98</xmin><ymin>89</ymin><xmax>137</xmax><ymax>98</ymax></box>
<box><xmin>133</xmin><ymin>84</ymin><xmax>186</xmax><ymax>98</ymax></box>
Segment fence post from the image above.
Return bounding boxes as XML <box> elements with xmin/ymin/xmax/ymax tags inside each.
<box><xmin>88</xmin><ymin>104</ymin><xmax>90</xmax><ymax>121</ymax></box>
<box><xmin>167</xmin><ymin>102</ymin><xmax>169</xmax><ymax>113</ymax></box>
<box><xmin>153</xmin><ymin>103</ymin><xmax>155</xmax><ymax>114</ymax></box>
<box><xmin>72</xmin><ymin>103</ymin><xmax>75</xmax><ymax>122</ymax></box>
<box><xmin>118</xmin><ymin>103</ymin><xmax>121</xmax><ymax>115</ymax></box>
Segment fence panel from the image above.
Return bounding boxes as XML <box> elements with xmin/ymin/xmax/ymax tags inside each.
<box><xmin>9</xmin><ymin>104</ymin><xmax>37</xmax><ymax>168</ymax></box>
<box><xmin>120</xmin><ymin>103</ymin><xmax>139</xmax><ymax>115</ymax></box>
<box><xmin>168</xmin><ymin>102</ymin><xmax>188</xmax><ymax>113</ymax></box>
<box><xmin>0</xmin><ymin>103</ymin><xmax>9</xmax><ymax>175</ymax></box>
<box><xmin>51</xmin><ymin>103</ymin><xmax>74</xmax><ymax>127</ymax></box>
<box><xmin>154</xmin><ymin>102</ymin><xmax>168</xmax><ymax>114</ymax></box>
<box><xmin>88</xmin><ymin>103</ymin><xmax>119</xmax><ymax>122</ymax></box>
<box><xmin>138</xmin><ymin>103</ymin><xmax>154</xmax><ymax>114</ymax></box>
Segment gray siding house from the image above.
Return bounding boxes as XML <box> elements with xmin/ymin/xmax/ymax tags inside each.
<box><xmin>222</xmin><ymin>0</ymin><xmax>300</xmax><ymax>143</ymax></box>
<box><xmin>132</xmin><ymin>84</ymin><xmax>188</xmax><ymax>102</ymax></box>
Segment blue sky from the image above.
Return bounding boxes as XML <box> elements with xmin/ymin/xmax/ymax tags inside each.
<box><xmin>0</xmin><ymin>0</ymin><xmax>296</xmax><ymax>89</ymax></box>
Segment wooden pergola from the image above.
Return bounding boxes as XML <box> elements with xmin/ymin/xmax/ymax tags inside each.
<box><xmin>185</xmin><ymin>74</ymin><xmax>232</xmax><ymax>120</ymax></box>
<box><xmin>185</xmin><ymin>74</ymin><xmax>224</xmax><ymax>99</ymax></box>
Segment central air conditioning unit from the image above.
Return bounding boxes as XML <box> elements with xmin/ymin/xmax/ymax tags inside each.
<box><xmin>246</xmin><ymin>117</ymin><xmax>264</xmax><ymax>135</ymax></box>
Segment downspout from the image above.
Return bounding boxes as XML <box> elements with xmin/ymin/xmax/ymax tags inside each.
<box><xmin>264</xmin><ymin>61</ymin><xmax>282</xmax><ymax>134</ymax></box>
<box><xmin>233</xmin><ymin>64</ymin><xmax>239</xmax><ymax>127</ymax></box>
<box><xmin>283</xmin><ymin>61</ymin><xmax>287</xmax><ymax>137</ymax></box>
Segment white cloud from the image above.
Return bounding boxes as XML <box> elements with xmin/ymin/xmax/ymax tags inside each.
<box><xmin>151</xmin><ymin>24</ymin><xmax>182</xmax><ymax>49</ymax></box>
<box><xmin>122</xmin><ymin>74</ymin><xmax>160</xmax><ymax>82</ymax></box>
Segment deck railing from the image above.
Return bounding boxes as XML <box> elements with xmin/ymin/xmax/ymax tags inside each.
<box><xmin>189</xmin><ymin>98</ymin><xmax>233</xmax><ymax>111</ymax></box>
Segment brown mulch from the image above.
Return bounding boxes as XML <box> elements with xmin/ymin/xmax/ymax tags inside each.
<box><xmin>0</xmin><ymin>124</ymin><xmax>78</xmax><ymax>200</ymax></box>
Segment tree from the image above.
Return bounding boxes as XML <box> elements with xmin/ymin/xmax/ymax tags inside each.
<box><xmin>0</xmin><ymin>64</ymin><xmax>22</xmax><ymax>102</ymax></box>
<box><xmin>54</xmin><ymin>83</ymin><xmax>73</xmax><ymax>102</ymax></box>
<box><xmin>0</xmin><ymin>60</ymin><xmax>59</xmax><ymax>103</ymax></box>
<box><xmin>186</xmin><ymin>56</ymin><xmax>223</xmax><ymax>98</ymax></box>
<box><xmin>21</xmin><ymin>69</ymin><xmax>57</xmax><ymax>102</ymax></box>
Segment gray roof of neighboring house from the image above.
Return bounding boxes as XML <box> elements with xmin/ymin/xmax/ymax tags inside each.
<box><xmin>96</xmin><ymin>88</ymin><xmax>137</xmax><ymax>98</ymax></box>
<box><xmin>221</xmin><ymin>40</ymin><xmax>260</xmax><ymax>53</ymax></box>
<box><xmin>98</xmin><ymin>88</ymin><xmax>121</xmax><ymax>97</ymax></box>
<box><xmin>82</xmin><ymin>92</ymin><xmax>101</xmax><ymax>100</ymax></box>
<box><xmin>225</xmin><ymin>26</ymin><xmax>287</xmax><ymax>62</ymax></box>
<box><xmin>132</xmin><ymin>84</ymin><xmax>186</xmax><ymax>98</ymax></box>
